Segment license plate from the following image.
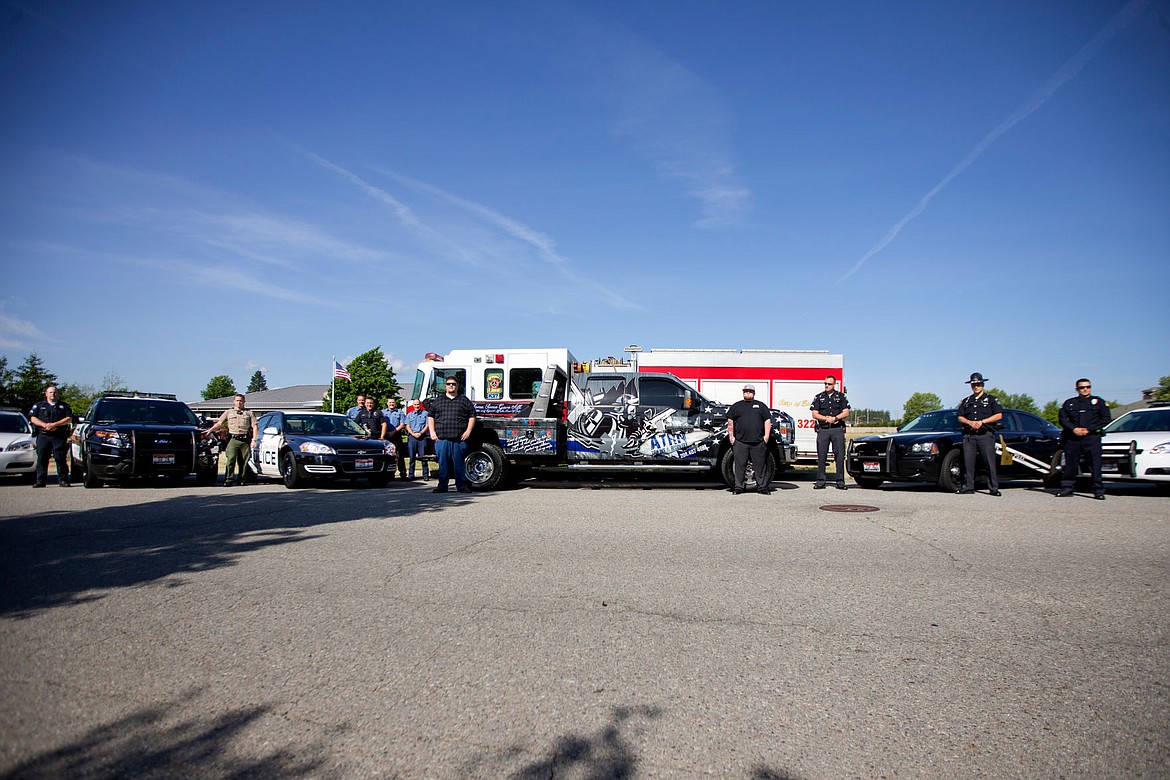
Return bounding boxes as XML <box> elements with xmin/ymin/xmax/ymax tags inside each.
<box><xmin>1102</xmin><ymin>463</ymin><xmax>1118</xmax><ymax>472</ymax></box>
<box><xmin>863</xmin><ymin>461</ymin><xmax>880</xmax><ymax>472</ymax></box>
<box><xmin>153</xmin><ymin>453</ymin><xmax>175</xmax><ymax>466</ymax></box>
<box><xmin>355</xmin><ymin>458</ymin><xmax>373</xmax><ymax>470</ymax></box>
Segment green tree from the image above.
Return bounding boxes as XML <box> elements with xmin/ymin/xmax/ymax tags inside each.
<box><xmin>902</xmin><ymin>392</ymin><xmax>942</xmax><ymax>423</ymax></box>
<box><xmin>3</xmin><ymin>353</ymin><xmax>58</xmax><ymax>412</ymax></box>
<box><xmin>202</xmin><ymin>374</ymin><xmax>237</xmax><ymax>400</ymax></box>
<box><xmin>985</xmin><ymin>387</ymin><xmax>1039</xmax><ymax>414</ymax></box>
<box><xmin>0</xmin><ymin>356</ymin><xmax>12</xmax><ymax>406</ymax></box>
<box><xmin>60</xmin><ymin>370</ymin><xmax>130</xmax><ymax>413</ymax></box>
<box><xmin>1041</xmin><ymin>400</ymin><xmax>1060</xmax><ymax>425</ymax></box>
<box><xmin>851</xmin><ymin>408</ymin><xmax>893</xmax><ymax>426</ymax></box>
<box><xmin>323</xmin><ymin>347</ymin><xmax>400</xmax><ymax>412</ymax></box>
<box><xmin>247</xmin><ymin>370</ymin><xmax>268</xmax><ymax>393</ymax></box>
<box><xmin>1155</xmin><ymin>375</ymin><xmax>1170</xmax><ymax>402</ymax></box>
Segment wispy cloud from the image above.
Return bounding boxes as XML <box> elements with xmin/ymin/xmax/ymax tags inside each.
<box><xmin>591</xmin><ymin>24</ymin><xmax>750</xmax><ymax>228</ymax></box>
<box><xmin>841</xmin><ymin>0</ymin><xmax>1151</xmax><ymax>281</ymax></box>
<box><xmin>116</xmin><ymin>255</ymin><xmax>337</xmax><ymax>306</ymax></box>
<box><xmin>379</xmin><ymin>170</ymin><xmax>640</xmax><ymax>310</ymax></box>
<box><xmin>0</xmin><ymin>303</ymin><xmax>53</xmax><ymax>350</ymax></box>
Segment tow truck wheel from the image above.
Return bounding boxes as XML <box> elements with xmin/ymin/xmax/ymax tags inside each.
<box><xmin>719</xmin><ymin>448</ymin><xmax>776</xmax><ymax>490</ymax></box>
<box><xmin>937</xmin><ymin>449</ymin><xmax>962</xmax><ymax>493</ymax></box>
<box><xmin>82</xmin><ymin>454</ymin><xmax>102</xmax><ymax>489</ymax></box>
<box><xmin>281</xmin><ymin>451</ymin><xmax>304</xmax><ymax>489</ymax></box>
<box><xmin>1045</xmin><ymin>450</ymin><xmax>1064</xmax><ymax>488</ymax></box>
<box><xmin>465</xmin><ymin>443</ymin><xmax>507</xmax><ymax>491</ymax></box>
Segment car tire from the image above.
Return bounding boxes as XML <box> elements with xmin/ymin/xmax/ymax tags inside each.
<box><xmin>719</xmin><ymin>448</ymin><xmax>776</xmax><ymax>490</ymax></box>
<box><xmin>82</xmin><ymin>454</ymin><xmax>102</xmax><ymax>489</ymax></box>
<box><xmin>854</xmin><ymin>477</ymin><xmax>884</xmax><ymax>489</ymax></box>
<box><xmin>281</xmin><ymin>451</ymin><xmax>303</xmax><ymax>489</ymax></box>
<box><xmin>937</xmin><ymin>448</ymin><xmax>962</xmax><ymax>493</ymax></box>
<box><xmin>465</xmin><ymin>443</ymin><xmax>508</xmax><ymax>491</ymax></box>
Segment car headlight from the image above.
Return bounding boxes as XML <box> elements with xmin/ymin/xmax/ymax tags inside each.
<box><xmin>299</xmin><ymin>442</ymin><xmax>335</xmax><ymax>455</ymax></box>
<box><xmin>909</xmin><ymin>442</ymin><xmax>938</xmax><ymax>454</ymax></box>
<box><xmin>93</xmin><ymin>430</ymin><xmax>133</xmax><ymax>448</ymax></box>
<box><xmin>5</xmin><ymin>439</ymin><xmax>34</xmax><ymax>452</ymax></box>
<box><xmin>1149</xmin><ymin>441</ymin><xmax>1170</xmax><ymax>455</ymax></box>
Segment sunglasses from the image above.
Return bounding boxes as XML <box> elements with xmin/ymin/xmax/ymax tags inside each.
<box><xmin>1077</xmin><ymin>385</ymin><xmax>1091</xmax><ymax>390</ymax></box>
<box><xmin>971</xmin><ymin>383</ymin><xmax>984</xmax><ymax>387</ymax></box>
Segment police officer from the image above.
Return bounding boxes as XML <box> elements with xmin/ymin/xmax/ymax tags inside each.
<box><xmin>810</xmin><ymin>375</ymin><xmax>850</xmax><ymax>490</ymax></box>
<box><xmin>727</xmin><ymin>384</ymin><xmax>772</xmax><ymax>495</ymax></box>
<box><xmin>29</xmin><ymin>384</ymin><xmax>73</xmax><ymax>488</ymax></box>
<box><xmin>354</xmin><ymin>396</ymin><xmax>387</xmax><ymax>440</ymax></box>
<box><xmin>956</xmin><ymin>372</ymin><xmax>1003</xmax><ymax>496</ymax></box>
<box><xmin>207</xmin><ymin>394</ymin><xmax>258</xmax><ymax>487</ymax></box>
<box><xmin>1057</xmin><ymin>377</ymin><xmax>1111</xmax><ymax>500</ymax></box>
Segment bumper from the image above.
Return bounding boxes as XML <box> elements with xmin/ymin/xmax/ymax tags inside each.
<box><xmin>775</xmin><ymin>443</ymin><xmax>798</xmax><ymax>465</ymax></box>
<box><xmin>293</xmin><ymin>452</ymin><xmax>395</xmax><ymax>477</ymax></box>
<box><xmin>0</xmin><ymin>451</ymin><xmax>36</xmax><ymax>474</ymax></box>
<box><xmin>846</xmin><ymin>453</ymin><xmax>940</xmax><ymax>483</ymax></box>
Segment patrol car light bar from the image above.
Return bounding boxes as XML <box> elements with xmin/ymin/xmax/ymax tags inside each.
<box><xmin>100</xmin><ymin>391</ymin><xmax>178</xmax><ymax>400</ymax></box>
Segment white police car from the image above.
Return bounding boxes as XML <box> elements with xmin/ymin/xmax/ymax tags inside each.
<box><xmin>252</xmin><ymin>411</ymin><xmax>397</xmax><ymax>488</ymax></box>
<box><xmin>1099</xmin><ymin>403</ymin><xmax>1170</xmax><ymax>489</ymax></box>
<box><xmin>0</xmin><ymin>410</ymin><xmax>36</xmax><ymax>481</ymax></box>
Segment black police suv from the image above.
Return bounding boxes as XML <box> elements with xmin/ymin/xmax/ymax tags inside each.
<box><xmin>71</xmin><ymin>392</ymin><xmax>219</xmax><ymax>488</ymax></box>
<box><xmin>846</xmin><ymin>408</ymin><xmax>1063</xmax><ymax>492</ymax></box>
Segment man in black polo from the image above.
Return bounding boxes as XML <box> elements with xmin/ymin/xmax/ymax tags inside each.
<box><xmin>426</xmin><ymin>378</ymin><xmax>477</xmax><ymax>493</ymax></box>
<box><xmin>1057</xmin><ymin>377</ymin><xmax>1111</xmax><ymax>499</ymax></box>
<box><xmin>956</xmin><ymin>372</ymin><xmax>1003</xmax><ymax>496</ymax></box>
<box><xmin>29</xmin><ymin>384</ymin><xmax>73</xmax><ymax>488</ymax></box>
<box><xmin>727</xmin><ymin>383</ymin><xmax>772</xmax><ymax>495</ymax></box>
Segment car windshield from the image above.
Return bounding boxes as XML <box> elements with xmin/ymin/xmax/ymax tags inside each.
<box><xmin>1104</xmin><ymin>409</ymin><xmax>1170</xmax><ymax>433</ymax></box>
<box><xmin>0</xmin><ymin>413</ymin><xmax>31</xmax><ymax>434</ymax></box>
<box><xmin>900</xmin><ymin>410</ymin><xmax>960</xmax><ymax>433</ymax></box>
<box><xmin>285</xmin><ymin>414</ymin><xmax>368</xmax><ymax>436</ymax></box>
<box><xmin>94</xmin><ymin>399</ymin><xmax>200</xmax><ymax>426</ymax></box>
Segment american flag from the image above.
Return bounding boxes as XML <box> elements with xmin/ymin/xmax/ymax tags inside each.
<box><xmin>333</xmin><ymin>361</ymin><xmax>351</xmax><ymax>381</ymax></box>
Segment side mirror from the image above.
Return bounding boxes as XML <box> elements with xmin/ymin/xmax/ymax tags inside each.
<box><xmin>264</xmin><ymin>426</ymin><xmax>279</xmax><ymax>435</ymax></box>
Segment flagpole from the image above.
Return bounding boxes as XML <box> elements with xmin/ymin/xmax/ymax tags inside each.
<box><xmin>331</xmin><ymin>355</ymin><xmax>336</xmax><ymax>413</ymax></box>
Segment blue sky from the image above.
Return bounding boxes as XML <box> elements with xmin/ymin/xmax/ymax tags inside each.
<box><xmin>2</xmin><ymin>0</ymin><xmax>1168</xmax><ymax>413</ymax></box>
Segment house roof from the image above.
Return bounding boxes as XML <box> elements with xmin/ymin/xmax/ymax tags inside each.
<box><xmin>187</xmin><ymin>384</ymin><xmax>330</xmax><ymax>415</ymax></box>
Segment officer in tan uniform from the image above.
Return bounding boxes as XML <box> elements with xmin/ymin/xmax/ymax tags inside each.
<box><xmin>207</xmin><ymin>394</ymin><xmax>258</xmax><ymax>486</ymax></box>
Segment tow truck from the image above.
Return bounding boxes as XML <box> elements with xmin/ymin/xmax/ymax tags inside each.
<box><xmin>410</xmin><ymin>348</ymin><xmax>797</xmax><ymax>490</ymax></box>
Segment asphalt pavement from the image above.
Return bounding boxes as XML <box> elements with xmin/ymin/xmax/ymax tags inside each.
<box><xmin>1</xmin><ymin>472</ymin><xmax>1167</xmax><ymax>779</ymax></box>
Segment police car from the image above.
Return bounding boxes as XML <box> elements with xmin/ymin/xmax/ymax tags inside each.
<box><xmin>0</xmin><ymin>409</ymin><xmax>36</xmax><ymax>481</ymax></box>
<box><xmin>71</xmin><ymin>392</ymin><xmax>219</xmax><ymax>487</ymax></box>
<box><xmin>251</xmin><ymin>411</ymin><xmax>397</xmax><ymax>488</ymax></box>
<box><xmin>1098</xmin><ymin>403</ymin><xmax>1170</xmax><ymax>489</ymax></box>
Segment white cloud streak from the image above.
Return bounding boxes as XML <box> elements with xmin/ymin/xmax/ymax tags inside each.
<box><xmin>0</xmin><ymin>304</ymin><xmax>53</xmax><ymax>350</ymax></box>
<box><xmin>840</xmin><ymin>0</ymin><xmax>1150</xmax><ymax>282</ymax></box>
<box><xmin>379</xmin><ymin>171</ymin><xmax>640</xmax><ymax>310</ymax></box>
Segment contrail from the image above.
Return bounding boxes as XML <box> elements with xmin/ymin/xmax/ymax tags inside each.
<box><xmin>841</xmin><ymin>0</ymin><xmax>1150</xmax><ymax>282</ymax></box>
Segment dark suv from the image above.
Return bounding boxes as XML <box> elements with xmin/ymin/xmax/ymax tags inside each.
<box><xmin>70</xmin><ymin>392</ymin><xmax>218</xmax><ymax>488</ymax></box>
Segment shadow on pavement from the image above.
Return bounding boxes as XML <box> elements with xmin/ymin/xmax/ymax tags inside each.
<box><xmin>0</xmin><ymin>688</ymin><xmax>326</xmax><ymax>779</ymax></box>
<box><xmin>0</xmin><ymin>486</ymin><xmax>471</xmax><ymax>618</ymax></box>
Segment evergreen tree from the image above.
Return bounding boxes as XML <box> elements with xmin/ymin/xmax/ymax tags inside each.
<box><xmin>323</xmin><ymin>347</ymin><xmax>400</xmax><ymax>412</ymax></box>
<box><xmin>1156</xmin><ymin>375</ymin><xmax>1170</xmax><ymax>402</ymax></box>
<box><xmin>247</xmin><ymin>370</ymin><xmax>269</xmax><ymax>393</ymax></box>
<box><xmin>1041</xmin><ymin>400</ymin><xmax>1061</xmax><ymax>425</ymax></box>
<box><xmin>4</xmin><ymin>353</ymin><xmax>58</xmax><ymax>412</ymax></box>
<box><xmin>202</xmin><ymin>374</ymin><xmax>237</xmax><ymax>400</ymax></box>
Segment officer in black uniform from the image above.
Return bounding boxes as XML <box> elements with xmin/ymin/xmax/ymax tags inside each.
<box><xmin>29</xmin><ymin>384</ymin><xmax>73</xmax><ymax>488</ymax></box>
<box><xmin>810</xmin><ymin>375</ymin><xmax>850</xmax><ymax>490</ymax></box>
<box><xmin>956</xmin><ymin>372</ymin><xmax>1002</xmax><ymax>496</ymax></box>
<box><xmin>1057</xmin><ymin>377</ymin><xmax>1111</xmax><ymax>499</ymax></box>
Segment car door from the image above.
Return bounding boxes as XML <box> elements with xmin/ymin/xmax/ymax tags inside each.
<box><xmin>255</xmin><ymin>412</ymin><xmax>283</xmax><ymax>476</ymax></box>
<box><xmin>635</xmin><ymin>376</ymin><xmax>707</xmax><ymax>460</ymax></box>
<box><xmin>1001</xmin><ymin>411</ymin><xmax>1061</xmax><ymax>476</ymax></box>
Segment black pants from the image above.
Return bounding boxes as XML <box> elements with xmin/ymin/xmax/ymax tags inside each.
<box><xmin>390</xmin><ymin>434</ymin><xmax>407</xmax><ymax>476</ymax></box>
<box><xmin>961</xmin><ymin>433</ymin><xmax>998</xmax><ymax>491</ymax></box>
<box><xmin>732</xmin><ymin>440</ymin><xmax>767</xmax><ymax>490</ymax></box>
<box><xmin>35</xmin><ymin>435</ymin><xmax>69</xmax><ymax>485</ymax></box>
<box><xmin>816</xmin><ymin>426</ymin><xmax>846</xmax><ymax>486</ymax></box>
<box><xmin>1061</xmin><ymin>435</ymin><xmax>1103</xmax><ymax>495</ymax></box>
